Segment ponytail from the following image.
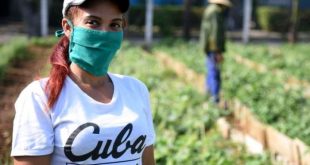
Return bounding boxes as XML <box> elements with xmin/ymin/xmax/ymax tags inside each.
<box><xmin>45</xmin><ymin>36</ymin><xmax>70</xmax><ymax>109</ymax></box>
<box><xmin>45</xmin><ymin>5</ymin><xmax>83</xmax><ymax>109</ymax></box>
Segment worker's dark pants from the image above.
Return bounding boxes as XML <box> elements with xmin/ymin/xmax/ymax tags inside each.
<box><xmin>205</xmin><ymin>52</ymin><xmax>221</xmax><ymax>102</ymax></box>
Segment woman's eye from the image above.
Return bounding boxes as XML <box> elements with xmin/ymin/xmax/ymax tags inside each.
<box><xmin>111</xmin><ymin>23</ymin><xmax>122</xmax><ymax>30</ymax></box>
<box><xmin>86</xmin><ymin>20</ymin><xmax>99</xmax><ymax>26</ymax></box>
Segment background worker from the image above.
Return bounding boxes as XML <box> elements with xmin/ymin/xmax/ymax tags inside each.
<box><xmin>200</xmin><ymin>0</ymin><xmax>232</xmax><ymax>103</ymax></box>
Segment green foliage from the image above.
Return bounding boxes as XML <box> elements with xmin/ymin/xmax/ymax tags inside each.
<box><xmin>0</xmin><ymin>37</ymin><xmax>29</xmax><ymax>80</ymax></box>
<box><xmin>128</xmin><ymin>6</ymin><xmax>204</xmax><ymax>36</ymax></box>
<box><xmin>228</xmin><ymin>43</ymin><xmax>310</xmax><ymax>81</ymax></box>
<box><xmin>0</xmin><ymin>36</ymin><xmax>57</xmax><ymax>80</ymax></box>
<box><xmin>257</xmin><ymin>6</ymin><xmax>310</xmax><ymax>32</ymax></box>
<box><xmin>298</xmin><ymin>10</ymin><xmax>310</xmax><ymax>31</ymax></box>
<box><xmin>111</xmin><ymin>41</ymin><xmax>272</xmax><ymax>164</ymax></box>
<box><xmin>153</xmin><ymin>38</ymin><xmax>205</xmax><ymax>74</ymax></box>
<box><xmin>30</xmin><ymin>36</ymin><xmax>58</xmax><ymax>47</ymax></box>
<box><xmin>154</xmin><ymin>39</ymin><xmax>310</xmax><ymax>145</ymax></box>
<box><xmin>222</xmin><ymin>54</ymin><xmax>310</xmax><ymax>145</ymax></box>
<box><xmin>257</xmin><ymin>6</ymin><xmax>289</xmax><ymax>32</ymax></box>
<box><xmin>0</xmin><ymin>152</ymin><xmax>12</xmax><ymax>165</ymax></box>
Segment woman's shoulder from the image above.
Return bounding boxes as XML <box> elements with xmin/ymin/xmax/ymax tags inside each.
<box><xmin>109</xmin><ymin>73</ymin><xmax>148</xmax><ymax>91</ymax></box>
<box><xmin>15</xmin><ymin>78</ymin><xmax>50</xmax><ymax>112</ymax></box>
<box><xmin>19</xmin><ymin>77</ymin><xmax>49</xmax><ymax>96</ymax></box>
<box><xmin>110</xmin><ymin>73</ymin><xmax>145</xmax><ymax>85</ymax></box>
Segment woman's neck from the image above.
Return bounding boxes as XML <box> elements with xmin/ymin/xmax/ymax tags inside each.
<box><xmin>69</xmin><ymin>63</ymin><xmax>111</xmax><ymax>88</ymax></box>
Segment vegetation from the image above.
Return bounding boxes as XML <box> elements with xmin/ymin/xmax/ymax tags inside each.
<box><xmin>30</xmin><ymin>36</ymin><xmax>59</xmax><ymax>47</ymax></box>
<box><xmin>128</xmin><ymin>6</ymin><xmax>204</xmax><ymax>36</ymax></box>
<box><xmin>257</xmin><ymin>6</ymin><xmax>310</xmax><ymax>32</ymax></box>
<box><xmin>112</xmin><ymin>42</ymin><xmax>272</xmax><ymax>164</ymax></box>
<box><xmin>154</xmin><ymin>39</ymin><xmax>310</xmax><ymax>145</ymax></box>
<box><xmin>0</xmin><ymin>36</ymin><xmax>58</xmax><ymax>81</ymax></box>
<box><xmin>153</xmin><ymin>39</ymin><xmax>205</xmax><ymax>74</ymax></box>
<box><xmin>229</xmin><ymin>43</ymin><xmax>310</xmax><ymax>81</ymax></box>
<box><xmin>0</xmin><ymin>37</ymin><xmax>29</xmax><ymax>80</ymax></box>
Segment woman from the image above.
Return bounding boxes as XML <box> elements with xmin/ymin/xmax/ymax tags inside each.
<box><xmin>11</xmin><ymin>0</ymin><xmax>156</xmax><ymax>164</ymax></box>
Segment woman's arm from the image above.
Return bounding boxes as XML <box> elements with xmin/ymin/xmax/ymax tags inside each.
<box><xmin>142</xmin><ymin>145</ymin><xmax>155</xmax><ymax>165</ymax></box>
<box><xmin>13</xmin><ymin>155</ymin><xmax>51</xmax><ymax>165</ymax></box>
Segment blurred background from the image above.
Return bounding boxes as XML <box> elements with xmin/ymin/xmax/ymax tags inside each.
<box><xmin>0</xmin><ymin>0</ymin><xmax>309</xmax><ymax>164</ymax></box>
<box><xmin>1</xmin><ymin>0</ymin><xmax>310</xmax><ymax>41</ymax></box>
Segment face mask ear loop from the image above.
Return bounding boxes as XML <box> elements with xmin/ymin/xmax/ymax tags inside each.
<box><xmin>66</xmin><ymin>19</ymin><xmax>74</xmax><ymax>54</ymax></box>
<box><xmin>55</xmin><ymin>19</ymin><xmax>74</xmax><ymax>37</ymax></box>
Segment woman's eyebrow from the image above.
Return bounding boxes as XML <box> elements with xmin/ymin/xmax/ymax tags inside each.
<box><xmin>84</xmin><ymin>15</ymin><xmax>122</xmax><ymax>22</ymax></box>
<box><xmin>112</xmin><ymin>18</ymin><xmax>123</xmax><ymax>22</ymax></box>
<box><xmin>84</xmin><ymin>15</ymin><xmax>102</xmax><ymax>20</ymax></box>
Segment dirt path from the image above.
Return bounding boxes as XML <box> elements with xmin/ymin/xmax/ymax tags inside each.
<box><xmin>0</xmin><ymin>45</ymin><xmax>51</xmax><ymax>159</ymax></box>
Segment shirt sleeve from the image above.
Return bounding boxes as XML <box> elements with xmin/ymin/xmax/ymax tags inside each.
<box><xmin>209</xmin><ymin>12</ymin><xmax>219</xmax><ymax>52</ymax></box>
<box><xmin>11</xmin><ymin>80</ymin><xmax>54</xmax><ymax>156</ymax></box>
<box><xmin>200</xmin><ymin>10</ymin><xmax>209</xmax><ymax>53</ymax></box>
<box><xmin>139</xmin><ymin>82</ymin><xmax>156</xmax><ymax>147</ymax></box>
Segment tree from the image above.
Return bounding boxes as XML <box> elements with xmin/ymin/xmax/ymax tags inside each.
<box><xmin>288</xmin><ymin>0</ymin><xmax>299</xmax><ymax>43</ymax></box>
<box><xmin>21</xmin><ymin>0</ymin><xmax>41</xmax><ymax>37</ymax></box>
<box><xmin>183</xmin><ymin>0</ymin><xmax>192</xmax><ymax>40</ymax></box>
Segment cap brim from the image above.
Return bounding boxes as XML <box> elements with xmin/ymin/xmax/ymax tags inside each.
<box><xmin>62</xmin><ymin>0</ymin><xmax>87</xmax><ymax>16</ymax></box>
<box><xmin>62</xmin><ymin>0</ymin><xmax>129</xmax><ymax>17</ymax></box>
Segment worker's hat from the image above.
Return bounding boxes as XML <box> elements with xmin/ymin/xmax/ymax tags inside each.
<box><xmin>209</xmin><ymin>0</ymin><xmax>232</xmax><ymax>7</ymax></box>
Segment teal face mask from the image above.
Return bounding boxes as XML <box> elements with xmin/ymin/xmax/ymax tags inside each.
<box><xmin>56</xmin><ymin>20</ymin><xmax>123</xmax><ymax>76</ymax></box>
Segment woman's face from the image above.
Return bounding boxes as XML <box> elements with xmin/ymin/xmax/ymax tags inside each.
<box><xmin>64</xmin><ymin>1</ymin><xmax>124</xmax><ymax>33</ymax></box>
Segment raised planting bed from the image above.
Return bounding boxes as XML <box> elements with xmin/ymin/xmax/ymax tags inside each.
<box><xmin>111</xmin><ymin>42</ymin><xmax>272</xmax><ymax>164</ymax></box>
<box><xmin>153</xmin><ymin>40</ymin><xmax>310</xmax><ymax>146</ymax></box>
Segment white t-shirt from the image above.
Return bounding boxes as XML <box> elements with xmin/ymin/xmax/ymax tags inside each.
<box><xmin>11</xmin><ymin>73</ymin><xmax>156</xmax><ymax>165</ymax></box>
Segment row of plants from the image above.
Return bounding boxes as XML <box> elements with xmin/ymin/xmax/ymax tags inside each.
<box><xmin>153</xmin><ymin>39</ymin><xmax>206</xmax><ymax>74</ymax></box>
<box><xmin>111</xmin><ymin>42</ymin><xmax>272</xmax><ymax>164</ymax></box>
<box><xmin>0</xmin><ymin>37</ymin><xmax>57</xmax><ymax>165</ymax></box>
<box><xmin>0</xmin><ymin>37</ymin><xmax>58</xmax><ymax>81</ymax></box>
<box><xmin>153</xmin><ymin>39</ymin><xmax>310</xmax><ymax>145</ymax></box>
<box><xmin>0</xmin><ymin>37</ymin><xmax>29</xmax><ymax>80</ymax></box>
<box><xmin>154</xmin><ymin>39</ymin><xmax>310</xmax><ymax>82</ymax></box>
<box><xmin>228</xmin><ymin>42</ymin><xmax>310</xmax><ymax>81</ymax></box>
<box><xmin>222</xmin><ymin>54</ymin><xmax>310</xmax><ymax>145</ymax></box>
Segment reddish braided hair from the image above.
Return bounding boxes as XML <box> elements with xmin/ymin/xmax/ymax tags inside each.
<box><xmin>45</xmin><ymin>6</ymin><xmax>78</xmax><ymax>109</ymax></box>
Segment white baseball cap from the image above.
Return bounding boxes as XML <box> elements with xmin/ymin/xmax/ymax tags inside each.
<box><xmin>62</xmin><ymin>0</ymin><xmax>130</xmax><ymax>17</ymax></box>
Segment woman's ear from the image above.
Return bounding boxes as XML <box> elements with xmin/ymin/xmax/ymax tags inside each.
<box><xmin>62</xmin><ymin>18</ymin><xmax>72</xmax><ymax>37</ymax></box>
<box><xmin>122</xmin><ymin>15</ymin><xmax>128</xmax><ymax>29</ymax></box>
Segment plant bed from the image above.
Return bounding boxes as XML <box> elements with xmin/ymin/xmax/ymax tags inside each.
<box><xmin>228</xmin><ymin>43</ymin><xmax>310</xmax><ymax>82</ymax></box>
<box><xmin>0</xmin><ymin>45</ymin><xmax>52</xmax><ymax>164</ymax></box>
<box><xmin>152</xmin><ymin>40</ymin><xmax>310</xmax><ymax>164</ymax></box>
<box><xmin>111</xmin><ymin>42</ymin><xmax>272</xmax><ymax>164</ymax></box>
<box><xmin>153</xmin><ymin>39</ymin><xmax>310</xmax><ymax>146</ymax></box>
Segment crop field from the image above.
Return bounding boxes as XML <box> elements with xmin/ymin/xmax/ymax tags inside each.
<box><xmin>0</xmin><ymin>38</ymin><xmax>274</xmax><ymax>164</ymax></box>
<box><xmin>229</xmin><ymin>43</ymin><xmax>310</xmax><ymax>81</ymax></box>
<box><xmin>112</xmin><ymin>42</ymin><xmax>272</xmax><ymax>164</ymax></box>
<box><xmin>153</xmin><ymin>39</ymin><xmax>310</xmax><ymax>146</ymax></box>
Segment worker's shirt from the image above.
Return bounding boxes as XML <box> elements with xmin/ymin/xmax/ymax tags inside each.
<box><xmin>200</xmin><ymin>4</ymin><xmax>226</xmax><ymax>53</ymax></box>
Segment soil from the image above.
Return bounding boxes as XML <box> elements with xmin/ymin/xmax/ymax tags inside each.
<box><xmin>0</xmin><ymin>45</ymin><xmax>51</xmax><ymax>159</ymax></box>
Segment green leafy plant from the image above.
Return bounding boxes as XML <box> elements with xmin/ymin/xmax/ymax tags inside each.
<box><xmin>0</xmin><ymin>37</ymin><xmax>29</xmax><ymax>80</ymax></box>
<box><xmin>154</xmin><ymin>39</ymin><xmax>310</xmax><ymax>145</ymax></box>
